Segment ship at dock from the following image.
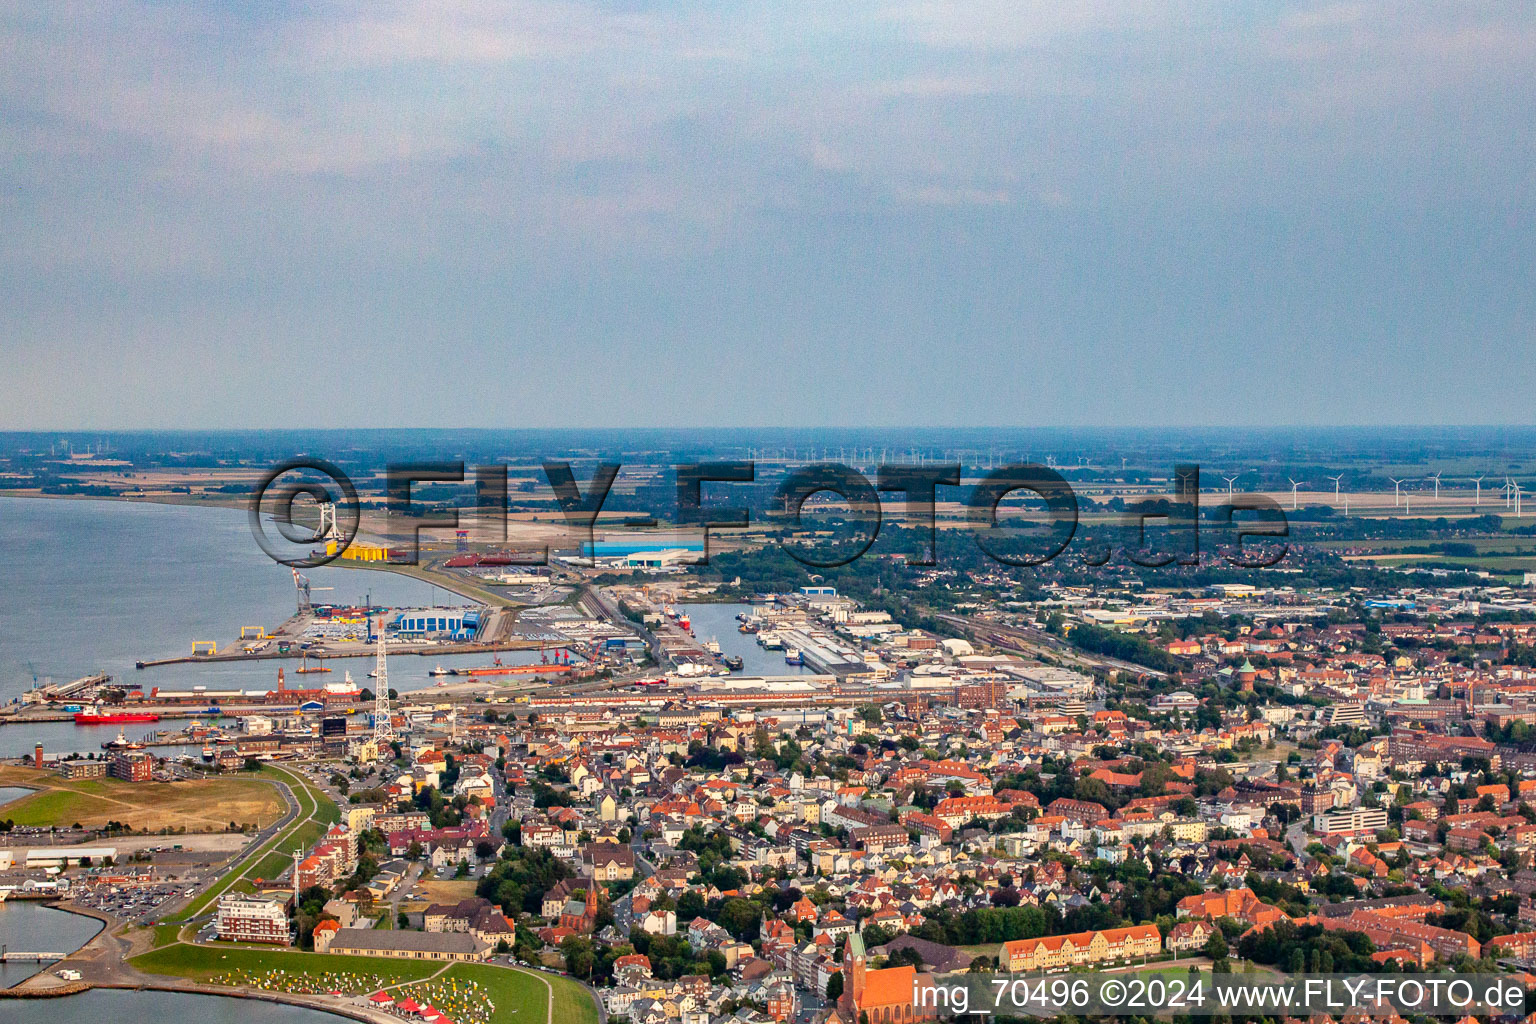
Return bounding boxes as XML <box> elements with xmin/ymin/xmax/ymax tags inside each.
<box><xmin>103</xmin><ymin>729</ymin><xmax>145</xmax><ymax>749</ymax></box>
<box><xmin>74</xmin><ymin>709</ymin><xmax>161</xmax><ymax>725</ymax></box>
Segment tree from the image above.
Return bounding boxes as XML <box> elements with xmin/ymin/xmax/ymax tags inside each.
<box><xmin>561</xmin><ymin>935</ymin><xmax>595</xmax><ymax>979</ymax></box>
<box><xmin>1204</xmin><ymin>929</ymin><xmax>1228</xmax><ymax>960</ymax></box>
<box><xmin>718</xmin><ymin>897</ymin><xmax>761</xmax><ymax>940</ymax></box>
<box><xmin>826</xmin><ymin>971</ymin><xmax>844</xmax><ymax>1001</ymax></box>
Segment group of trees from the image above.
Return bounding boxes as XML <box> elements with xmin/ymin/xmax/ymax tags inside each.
<box><xmin>477</xmin><ymin>846</ymin><xmax>573</xmax><ymax>917</ymax></box>
<box><xmin>1064</xmin><ymin>624</ymin><xmax>1181</xmax><ymax>673</ymax></box>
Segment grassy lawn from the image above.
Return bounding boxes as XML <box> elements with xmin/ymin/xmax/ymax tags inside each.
<box><xmin>173</xmin><ymin>763</ymin><xmax>333</xmax><ymax>924</ymax></box>
<box><xmin>130</xmin><ymin>942</ymin><xmax>598</xmax><ymax>1024</ymax></box>
<box><xmin>131</xmin><ymin>941</ymin><xmax>440</xmax><ymax>986</ymax></box>
<box><xmin>543</xmin><ymin>970</ymin><xmax>599</xmax><ymax>1024</ymax></box>
<box><xmin>415</xmin><ymin>879</ymin><xmax>479</xmax><ymax>903</ymax></box>
<box><xmin>954</xmin><ymin>943</ymin><xmax>1003</xmax><ymax>959</ymax></box>
<box><xmin>0</xmin><ymin>764</ymin><xmax>285</xmax><ymax>831</ymax></box>
<box><xmin>247</xmin><ymin>818</ymin><xmax>327</xmax><ymax>883</ymax></box>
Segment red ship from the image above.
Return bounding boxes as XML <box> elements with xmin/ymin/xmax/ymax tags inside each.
<box><xmin>74</xmin><ymin>712</ymin><xmax>161</xmax><ymax>725</ymax></box>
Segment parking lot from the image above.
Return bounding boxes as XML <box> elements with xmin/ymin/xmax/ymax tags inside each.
<box><xmin>71</xmin><ymin>880</ymin><xmax>202</xmax><ymax>926</ymax></box>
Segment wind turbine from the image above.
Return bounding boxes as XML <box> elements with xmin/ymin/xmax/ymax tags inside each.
<box><xmin>1472</xmin><ymin>475</ymin><xmax>1485</xmax><ymax>508</ymax></box>
<box><xmin>1389</xmin><ymin>478</ymin><xmax>1405</xmax><ymax>508</ymax></box>
<box><xmin>1430</xmin><ymin>472</ymin><xmax>1442</xmax><ymax>502</ymax></box>
<box><xmin>1223</xmin><ymin>474</ymin><xmax>1239</xmax><ymax>497</ymax></box>
<box><xmin>1288</xmin><ymin>478</ymin><xmax>1300</xmax><ymax>511</ymax></box>
<box><xmin>1327</xmin><ymin>474</ymin><xmax>1344</xmax><ymax>499</ymax></box>
<box><xmin>1507</xmin><ymin>477</ymin><xmax>1517</xmax><ymax>508</ymax></box>
<box><xmin>1517</xmin><ymin>482</ymin><xmax>1525</xmax><ymax>518</ymax></box>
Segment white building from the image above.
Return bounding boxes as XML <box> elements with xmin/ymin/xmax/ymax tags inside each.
<box><xmin>216</xmin><ymin>892</ymin><xmax>290</xmax><ymax>945</ymax></box>
<box><xmin>1312</xmin><ymin>807</ymin><xmax>1388</xmax><ymax>835</ymax></box>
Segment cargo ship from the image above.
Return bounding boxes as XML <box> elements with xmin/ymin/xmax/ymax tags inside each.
<box><xmin>75</xmin><ymin>711</ymin><xmax>161</xmax><ymax>725</ymax></box>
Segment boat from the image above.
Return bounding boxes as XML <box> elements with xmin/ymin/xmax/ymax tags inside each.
<box><xmin>758</xmin><ymin>631</ymin><xmax>783</xmax><ymax>650</ymax></box>
<box><xmin>702</xmin><ymin>638</ymin><xmax>721</xmax><ymax>655</ymax></box>
<box><xmin>428</xmin><ymin>665</ymin><xmax>451</xmax><ymax>677</ymax></box>
<box><xmin>75</xmin><ymin>710</ymin><xmax>160</xmax><ymax>725</ymax></box>
<box><xmin>784</xmin><ymin>647</ymin><xmax>803</xmax><ymax>665</ymax></box>
<box><xmin>294</xmin><ymin>655</ymin><xmax>331</xmax><ymax>674</ymax></box>
<box><xmin>104</xmin><ymin>730</ymin><xmax>144</xmax><ymax>750</ymax></box>
<box><xmin>201</xmin><ymin>745</ymin><xmax>215</xmax><ymax>761</ymax></box>
<box><xmin>722</xmin><ymin>655</ymin><xmax>744</xmax><ymax>671</ymax></box>
<box><xmin>738</xmin><ymin>622</ymin><xmax>759</xmax><ymax>634</ymax></box>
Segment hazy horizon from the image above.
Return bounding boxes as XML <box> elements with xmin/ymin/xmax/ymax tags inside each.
<box><xmin>3</xmin><ymin>3</ymin><xmax>1534</xmax><ymax>429</ymax></box>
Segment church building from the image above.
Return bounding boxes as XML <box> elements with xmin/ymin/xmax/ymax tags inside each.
<box><xmin>837</xmin><ymin>933</ymin><xmax>938</xmax><ymax>1024</ymax></box>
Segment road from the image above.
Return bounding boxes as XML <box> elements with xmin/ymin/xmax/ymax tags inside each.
<box><xmin>1284</xmin><ymin>820</ymin><xmax>1310</xmax><ymax>858</ymax></box>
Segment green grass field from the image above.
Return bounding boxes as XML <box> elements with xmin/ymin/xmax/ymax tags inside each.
<box><xmin>0</xmin><ymin>765</ymin><xmax>286</xmax><ymax>832</ymax></box>
<box><xmin>173</xmin><ymin>763</ymin><xmax>333</xmax><ymax>925</ymax></box>
<box><xmin>247</xmin><ymin>818</ymin><xmax>327</xmax><ymax>883</ymax></box>
<box><xmin>544</xmin><ymin>970</ymin><xmax>599</xmax><ymax>1024</ymax></box>
<box><xmin>130</xmin><ymin>942</ymin><xmax>598</xmax><ymax>1024</ymax></box>
<box><xmin>131</xmin><ymin>941</ymin><xmax>440</xmax><ymax>985</ymax></box>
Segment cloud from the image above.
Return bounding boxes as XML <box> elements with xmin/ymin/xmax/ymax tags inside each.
<box><xmin>0</xmin><ymin>1</ymin><xmax>1533</xmax><ymax>427</ymax></box>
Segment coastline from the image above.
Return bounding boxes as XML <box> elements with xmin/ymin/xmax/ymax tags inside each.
<box><xmin>2</xmin><ymin>977</ymin><xmax>388</xmax><ymax>1024</ymax></box>
<box><xmin>0</xmin><ymin>492</ymin><xmax>505</xmax><ymax>609</ymax></box>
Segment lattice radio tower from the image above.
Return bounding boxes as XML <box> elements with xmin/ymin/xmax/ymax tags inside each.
<box><xmin>373</xmin><ymin>617</ymin><xmax>393</xmax><ymax>750</ymax></box>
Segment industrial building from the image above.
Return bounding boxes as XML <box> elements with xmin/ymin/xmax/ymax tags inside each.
<box><xmin>393</xmin><ymin>607</ymin><xmax>482</xmax><ymax>640</ymax></box>
<box><xmin>623</xmin><ymin>548</ymin><xmax>697</xmax><ymax>569</ymax></box>
<box><xmin>18</xmin><ymin>846</ymin><xmax>117</xmax><ymax>868</ymax></box>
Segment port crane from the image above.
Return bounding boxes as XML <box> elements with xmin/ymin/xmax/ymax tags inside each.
<box><xmin>291</xmin><ymin>568</ymin><xmax>333</xmax><ymax>614</ymax></box>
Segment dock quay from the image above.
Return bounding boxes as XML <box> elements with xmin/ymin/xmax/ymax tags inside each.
<box><xmin>0</xmin><ymin>702</ymin><xmax>369</xmax><ymax>728</ymax></box>
<box><xmin>19</xmin><ymin>673</ymin><xmax>112</xmax><ymax>705</ymax></box>
<box><xmin>134</xmin><ymin>636</ymin><xmax>550</xmax><ymax>670</ymax></box>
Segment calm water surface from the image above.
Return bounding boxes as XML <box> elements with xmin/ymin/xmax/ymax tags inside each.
<box><xmin>0</xmin><ymin>901</ymin><xmax>102</xmax><ymax>986</ymax></box>
<box><xmin>4</xmin><ymin>988</ymin><xmax>349</xmax><ymax>1024</ymax></box>
<box><xmin>0</xmin><ymin>497</ymin><xmax>541</xmax><ymax>756</ymax></box>
<box><xmin>679</xmin><ymin>603</ymin><xmax>814</xmax><ymax>677</ymax></box>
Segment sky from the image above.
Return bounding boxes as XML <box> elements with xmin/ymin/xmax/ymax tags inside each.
<box><xmin>1</xmin><ymin>1</ymin><xmax>1533</xmax><ymax>429</ymax></box>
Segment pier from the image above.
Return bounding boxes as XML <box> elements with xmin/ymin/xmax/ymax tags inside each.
<box><xmin>0</xmin><ymin>952</ymin><xmax>69</xmax><ymax>962</ymax></box>
<box><xmin>19</xmin><ymin>673</ymin><xmax>112</xmax><ymax>705</ymax></box>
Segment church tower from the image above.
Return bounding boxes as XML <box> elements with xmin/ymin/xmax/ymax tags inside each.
<box><xmin>841</xmin><ymin>932</ymin><xmax>867</xmax><ymax>1014</ymax></box>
